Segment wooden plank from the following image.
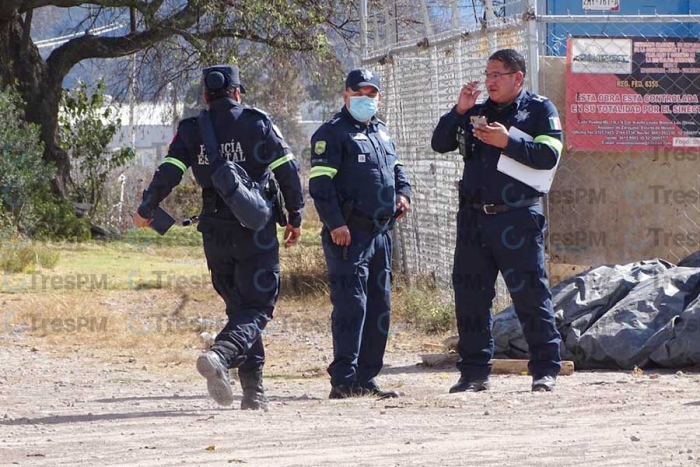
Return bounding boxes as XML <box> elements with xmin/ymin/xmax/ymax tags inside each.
<box><xmin>420</xmin><ymin>354</ymin><xmax>575</xmax><ymax>376</ymax></box>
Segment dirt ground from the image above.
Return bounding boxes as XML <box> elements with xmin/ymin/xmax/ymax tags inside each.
<box><xmin>2</xmin><ymin>326</ymin><xmax>700</xmax><ymax>467</ymax></box>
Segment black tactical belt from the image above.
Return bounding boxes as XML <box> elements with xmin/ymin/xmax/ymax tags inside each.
<box><xmin>469</xmin><ymin>197</ymin><xmax>540</xmax><ymax>215</ymax></box>
<box><xmin>348</xmin><ymin>211</ymin><xmax>393</xmax><ymax>232</ymax></box>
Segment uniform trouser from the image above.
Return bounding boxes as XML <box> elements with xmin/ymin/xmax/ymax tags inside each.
<box><xmin>198</xmin><ymin>216</ymin><xmax>280</xmax><ymax>373</ymax></box>
<box><xmin>452</xmin><ymin>202</ymin><xmax>562</xmax><ymax>380</ymax></box>
<box><xmin>321</xmin><ymin>226</ymin><xmax>393</xmax><ymax>387</ymax></box>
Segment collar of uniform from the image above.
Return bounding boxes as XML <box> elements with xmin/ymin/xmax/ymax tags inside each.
<box><xmin>209</xmin><ymin>97</ymin><xmax>240</xmax><ymax>111</ymax></box>
<box><xmin>513</xmin><ymin>89</ymin><xmax>528</xmax><ymax>108</ymax></box>
<box><xmin>341</xmin><ymin>105</ymin><xmax>378</xmax><ymax>129</ymax></box>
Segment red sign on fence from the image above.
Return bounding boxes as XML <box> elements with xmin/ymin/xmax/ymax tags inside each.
<box><xmin>565</xmin><ymin>36</ymin><xmax>700</xmax><ymax>151</ymax></box>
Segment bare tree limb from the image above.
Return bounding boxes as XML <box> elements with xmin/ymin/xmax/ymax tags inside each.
<box><xmin>20</xmin><ymin>0</ymin><xmax>151</xmax><ymax>14</ymax></box>
<box><xmin>181</xmin><ymin>29</ymin><xmax>320</xmax><ymax>52</ymax></box>
<box><xmin>0</xmin><ymin>1</ymin><xmax>24</xmax><ymax>20</ymax></box>
<box><xmin>46</xmin><ymin>1</ymin><xmax>201</xmax><ymax>79</ymax></box>
<box><xmin>22</xmin><ymin>9</ymin><xmax>32</xmax><ymax>47</ymax></box>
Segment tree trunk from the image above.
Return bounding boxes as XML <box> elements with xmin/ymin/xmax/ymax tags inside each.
<box><xmin>0</xmin><ymin>12</ymin><xmax>70</xmax><ymax>197</ymax></box>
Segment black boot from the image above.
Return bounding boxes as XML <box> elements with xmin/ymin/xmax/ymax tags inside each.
<box><xmin>196</xmin><ymin>342</ymin><xmax>246</xmax><ymax>407</ymax></box>
<box><xmin>239</xmin><ymin>369</ymin><xmax>269</xmax><ymax>411</ymax></box>
<box><xmin>361</xmin><ymin>380</ymin><xmax>399</xmax><ymax>399</ymax></box>
<box><xmin>449</xmin><ymin>376</ymin><xmax>490</xmax><ymax>393</ymax></box>
<box><xmin>196</xmin><ymin>350</ymin><xmax>234</xmax><ymax>406</ymax></box>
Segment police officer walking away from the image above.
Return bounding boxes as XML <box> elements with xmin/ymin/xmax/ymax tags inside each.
<box><xmin>431</xmin><ymin>49</ymin><xmax>563</xmax><ymax>393</ymax></box>
<box><xmin>309</xmin><ymin>69</ymin><xmax>412</xmax><ymax>399</ymax></box>
<box><xmin>133</xmin><ymin>65</ymin><xmax>304</xmax><ymax>409</ymax></box>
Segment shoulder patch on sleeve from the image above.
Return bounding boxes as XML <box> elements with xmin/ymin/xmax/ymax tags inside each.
<box><xmin>548</xmin><ymin>116</ymin><xmax>562</xmax><ymax>130</ymax></box>
<box><xmin>314</xmin><ymin>141</ymin><xmax>327</xmax><ymax>155</ymax></box>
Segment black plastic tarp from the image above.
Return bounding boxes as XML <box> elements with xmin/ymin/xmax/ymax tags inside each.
<box><xmin>492</xmin><ymin>258</ymin><xmax>700</xmax><ymax>369</ymax></box>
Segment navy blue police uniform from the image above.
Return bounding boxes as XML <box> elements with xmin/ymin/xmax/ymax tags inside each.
<box><xmin>309</xmin><ymin>69</ymin><xmax>412</xmax><ymax>398</ymax></box>
<box><xmin>138</xmin><ymin>66</ymin><xmax>304</xmax><ymax>385</ymax></box>
<box><xmin>431</xmin><ymin>89</ymin><xmax>563</xmax><ymax>388</ymax></box>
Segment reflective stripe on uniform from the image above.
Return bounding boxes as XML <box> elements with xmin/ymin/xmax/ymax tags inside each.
<box><xmin>393</xmin><ymin>160</ymin><xmax>403</xmax><ymax>167</ymax></box>
<box><xmin>533</xmin><ymin>135</ymin><xmax>563</xmax><ymax>155</ymax></box>
<box><xmin>309</xmin><ymin>166</ymin><xmax>338</xmax><ymax>179</ymax></box>
<box><xmin>162</xmin><ymin>157</ymin><xmax>187</xmax><ymax>173</ymax></box>
<box><xmin>269</xmin><ymin>153</ymin><xmax>295</xmax><ymax>171</ymax></box>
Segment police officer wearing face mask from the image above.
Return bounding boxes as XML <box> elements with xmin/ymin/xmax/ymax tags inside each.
<box><xmin>133</xmin><ymin>65</ymin><xmax>304</xmax><ymax>410</ymax></box>
<box><xmin>432</xmin><ymin>49</ymin><xmax>563</xmax><ymax>393</ymax></box>
<box><xmin>309</xmin><ymin>68</ymin><xmax>412</xmax><ymax>399</ymax></box>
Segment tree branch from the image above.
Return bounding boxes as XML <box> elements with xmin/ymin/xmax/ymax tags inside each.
<box><xmin>20</xmin><ymin>0</ymin><xmax>151</xmax><ymax>15</ymax></box>
<box><xmin>179</xmin><ymin>28</ymin><xmax>321</xmax><ymax>53</ymax></box>
<box><xmin>22</xmin><ymin>9</ymin><xmax>32</xmax><ymax>47</ymax></box>
<box><xmin>1</xmin><ymin>1</ymin><xmax>23</xmax><ymax>20</ymax></box>
<box><xmin>46</xmin><ymin>1</ymin><xmax>201</xmax><ymax>81</ymax></box>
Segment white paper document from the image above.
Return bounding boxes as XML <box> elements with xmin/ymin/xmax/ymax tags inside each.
<box><xmin>496</xmin><ymin>126</ymin><xmax>560</xmax><ymax>193</ymax></box>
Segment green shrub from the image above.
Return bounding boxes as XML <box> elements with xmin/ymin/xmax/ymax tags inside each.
<box><xmin>59</xmin><ymin>80</ymin><xmax>135</xmax><ymax>216</ymax></box>
<box><xmin>0</xmin><ymin>85</ymin><xmax>53</xmax><ymax>229</ymax></box>
<box><xmin>27</xmin><ymin>192</ymin><xmax>92</xmax><ymax>242</ymax></box>
<box><xmin>393</xmin><ymin>275</ymin><xmax>455</xmax><ymax>334</ymax></box>
<box><xmin>161</xmin><ymin>179</ymin><xmax>202</xmax><ymax>223</ymax></box>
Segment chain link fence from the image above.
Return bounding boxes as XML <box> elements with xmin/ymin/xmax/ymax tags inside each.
<box><xmin>362</xmin><ymin>0</ymin><xmax>531</xmax><ymax>311</ymax></box>
<box><xmin>361</xmin><ymin>0</ymin><xmax>700</xmax><ymax>310</ymax></box>
<box><xmin>538</xmin><ymin>16</ymin><xmax>700</xmax><ymax>267</ymax></box>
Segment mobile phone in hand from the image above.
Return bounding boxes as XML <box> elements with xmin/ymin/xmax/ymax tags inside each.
<box><xmin>470</xmin><ymin>115</ymin><xmax>488</xmax><ymax>127</ymax></box>
<box><xmin>150</xmin><ymin>206</ymin><xmax>176</xmax><ymax>235</ymax></box>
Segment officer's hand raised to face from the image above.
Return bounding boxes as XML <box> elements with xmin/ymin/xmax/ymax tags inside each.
<box><xmin>456</xmin><ymin>81</ymin><xmax>481</xmax><ymax>115</ymax></box>
<box><xmin>395</xmin><ymin>195</ymin><xmax>410</xmax><ymax>221</ymax></box>
<box><xmin>133</xmin><ymin>212</ymin><xmax>152</xmax><ymax>228</ymax></box>
<box><xmin>284</xmin><ymin>225</ymin><xmax>302</xmax><ymax>248</ymax></box>
<box><xmin>331</xmin><ymin>225</ymin><xmax>351</xmax><ymax>246</ymax></box>
<box><xmin>473</xmin><ymin>122</ymin><xmax>509</xmax><ymax>149</ymax></box>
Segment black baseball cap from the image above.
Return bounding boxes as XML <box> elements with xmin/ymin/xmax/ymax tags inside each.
<box><xmin>202</xmin><ymin>65</ymin><xmax>246</xmax><ymax>96</ymax></box>
<box><xmin>345</xmin><ymin>68</ymin><xmax>380</xmax><ymax>92</ymax></box>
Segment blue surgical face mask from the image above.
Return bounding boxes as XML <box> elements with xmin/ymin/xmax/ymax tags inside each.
<box><xmin>348</xmin><ymin>96</ymin><xmax>379</xmax><ymax>122</ymax></box>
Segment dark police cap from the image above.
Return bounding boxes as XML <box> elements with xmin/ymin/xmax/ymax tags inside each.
<box><xmin>345</xmin><ymin>68</ymin><xmax>380</xmax><ymax>92</ymax></box>
<box><xmin>202</xmin><ymin>65</ymin><xmax>246</xmax><ymax>95</ymax></box>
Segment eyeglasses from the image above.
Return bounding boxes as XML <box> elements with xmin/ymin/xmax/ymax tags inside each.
<box><xmin>484</xmin><ymin>71</ymin><xmax>517</xmax><ymax>80</ymax></box>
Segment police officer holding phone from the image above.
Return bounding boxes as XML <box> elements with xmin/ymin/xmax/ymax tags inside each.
<box><xmin>133</xmin><ymin>65</ymin><xmax>304</xmax><ymax>410</ymax></box>
<box><xmin>309</xmin><ymin>68</ymin><xmax>412</xmax><ymax>399</ymax></box>
<box><xmin>431</xmin><ymin>49</ymin><xmax>563</xmax><ymax>393</ymax></box>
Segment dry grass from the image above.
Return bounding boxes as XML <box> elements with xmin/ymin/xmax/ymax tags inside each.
<box><xmin>280</xmin><ymin>204</ymin><xmax>328</xmax><ymax>298</ymax></box>
<box><xmin>0</xmin><ymin>203</ymin><xmax>459</xmax><ymax>375</ymax></box>
<box><xmin>3</xmin><ymin>288</ymin><xmax>219</xmax><ymax>368</ymax></box>
<box><xmin>392</xmin><ymin>275</ymin><xmax>456</xmax><ymax>334</ymax></box>
<box><xmin>1</xmin><ymin>235</ymin><xmax>60</xmax><ymax>273</ymax></box>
